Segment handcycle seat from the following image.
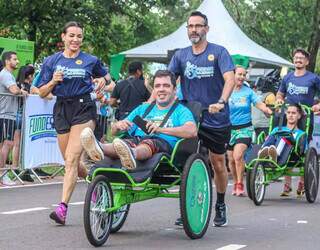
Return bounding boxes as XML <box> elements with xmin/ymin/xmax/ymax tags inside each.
<box><xmin>88</xmin><ymin>152</ymin><xmax>170</xmax><ymax>184</ymax></box>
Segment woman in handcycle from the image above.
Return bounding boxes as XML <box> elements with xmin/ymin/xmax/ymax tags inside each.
<box><xmin>257</xmin><ymin>103</ymin><xmax>307</xmax><ymax>197</ymax></box>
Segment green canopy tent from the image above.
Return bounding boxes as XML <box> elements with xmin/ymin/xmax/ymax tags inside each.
<box><xmin>110</xmin><ymin>0</ymin><xmax>292</xmax><ymax>80</ymax></box>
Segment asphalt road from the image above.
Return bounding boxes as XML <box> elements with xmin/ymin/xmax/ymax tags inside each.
<box><xmin>0</xmin><ymin>179</ymin><xmax>319</xmax><ymax>250</ymax></box>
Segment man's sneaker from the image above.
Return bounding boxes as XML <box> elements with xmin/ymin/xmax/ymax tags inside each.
<box><xmin>213</xmin><ymin>203</ymin><xmax>227</xmax><ymax>227</ymax></box>
<box><xmin>236</xmin><ymin>182</ymin><xmax>245</xmax><ymax>196</ymax></box>
<box><xmin>1</xmin><ymin>174</ymin><xmax>16</xmax><ymax>186</ymax></box>
<box><xmin>80</xmin><ymin>127</ymin><xmax>104</xmax><ymax>162</ymax></box>
<box><xmin>296</xmin><ymin>181</ymin><xmax>305</xmax><ymax>198</ymax></box>
<box><xmin>258</xmin><ymin>147</ymin><xmax>269</xmax><ymax>159</ymax></box>
<box><xmin>174</xmin><ymin>217</ymin><xmax>183</xmax><ymax>227</ymax></box>
<box><xmin>113</xmin><ymin>138</ymin><xmax>137</xmax><ymax>170</ymax></box>
<box><xmin>280</xmin><ymin>183</ymin><xmax>292</xmax><ymax>197</ymax></box>
<box><xmin>49</xmin><ymin>203</ymin><xmax>67</xmax><ymax>225</ymax></box>
<box><xmin>268</xmin><ymin>145</ymin><xmax>277</xmax><ymax>162</ymax></box>
<box><xmin>231</xmin><ymin>183</ymin><xmax>237</xmax><ymax>196</ymax></box>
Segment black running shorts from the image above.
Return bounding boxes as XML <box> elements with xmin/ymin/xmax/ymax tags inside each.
<box><xmin>53</xmin><ymin>94</ymin><xmax>97</xmax><ymax>134</ymax></box>
<box><xmin>198</xmin><ymin>125</ymin><xmax>231</xmax><ymax>154</ymax></box>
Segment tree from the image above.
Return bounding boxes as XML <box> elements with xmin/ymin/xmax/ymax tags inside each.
<box><xmin>223</xmin><ymin>0</ymin><xmax>320</xmax><ymax>73</ymax></box>
<box><xmin>0</xmin><ymin>0</ymin><xmax>201</xmax><ymax>63</ymax></box>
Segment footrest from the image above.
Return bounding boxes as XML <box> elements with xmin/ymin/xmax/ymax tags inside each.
<box><xmin>88</xmin><ymin>153</ymin><xmax>170</xmax><ymax>183</ymax></box>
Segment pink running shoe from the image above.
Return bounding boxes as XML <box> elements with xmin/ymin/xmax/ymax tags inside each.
<box><xmin>236</xmin><ymin>182</ymin><xmax>245</xmax><ymax>196</ymax></box>
<box><xmin>232</xmin><ymin>183</ymin><xmax>237</xmax><ymax>196</ymax></box>
<box><xmin>49</xmin><ymin>203</ymin><xmax>67</xmax><ymax>225</ymax></box>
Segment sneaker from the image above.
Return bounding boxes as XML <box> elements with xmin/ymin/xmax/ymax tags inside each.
<box><xmin>113</xmin><ymin>138</ymin><xmax>137</xmax><ymax>170</ymax></box>
<box><xmin>231</xmin><ymin>183</ymin><xmax>237</xmax><ymax>196</ymax></box>
<box><xmin>258</xmin><ymin>147</ymin><xmax>269</xmax><ymax>159</ymax></box>
<box><xmin>174</xmin><ymin>217</ymin><xmax>183</xmax><ymax>227</ymax></box>
<box><xmin>213</xmin><ymin>203</ymin><xmax>227</xmax><ymax>227</ymax></box>
<box><xmin>80</xmin><ymin>127</ymin><xmax>104</xmax><ymax>162</ymax></box>
<box><xmin>49</xmin><ymin>203</ymin><xmax>67</xmax><ymax>225</ymax></box>
<box><xmin>296</xmin><ymin>181</ymin><xmax>305</xmax><ymax>198</ymax></box>
<box><xmin>280</xmin><ymin>183</ymin><xmax>292</xmax><ymax>197</ymax></box>
<box><xmin>1</xmin><ymin>174</ymin><xmax>16</xmax><ymax>186</ymax></box>
<box><xmin>268</xmin><ymin>145</ymin><xmax>277</xmax><ymax>162</ymax></box>
<box><xmin>236</xmin><ymin>182</ymin><xmax>245</xmax><ymax>196</ymax></box>
<box><xmin>34</xmin><ymin>169</ymin><xmax>50</xmax><ymax>177</ymax></box>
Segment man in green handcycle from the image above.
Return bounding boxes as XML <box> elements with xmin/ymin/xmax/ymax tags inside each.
<box><xmin>80</xmin><ymin>69</ymin><xmax>197</xmax><ymax>170</ymax></box>
<box><xmin>257</xmin><ymin>103</ymin><xmax>307</xmax><ymax>197</ymax></box>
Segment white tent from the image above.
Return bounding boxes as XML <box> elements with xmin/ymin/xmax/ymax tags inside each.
<box><xmin>120</xmin><ymin>0</ymin><xmax>293</xmax><ymax>68</ymax></box>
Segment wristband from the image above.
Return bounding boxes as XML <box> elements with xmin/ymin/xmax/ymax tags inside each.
<box><xmin>218</xmin><ymin>98</ymin><xmax>226</xmax><ymax>105</ymax></box>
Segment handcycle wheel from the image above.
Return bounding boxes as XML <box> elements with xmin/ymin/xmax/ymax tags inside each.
<box><xmin>304</xmin><ymin>147</ymin><xmax>319</xmax><ymax>203</ymax></box>
<box><xmin>180</xmin><ymin>153</ymin><xmax>212</xmax><ymax>239</ymax></box>
<box><xmin>83</xmin><ymin>175</ymin><xmax>113</xmax><ymax>247</ymax></box>
<box><xmin>246</xmin><ymin>168</ymin><xmax>253</xmax><ymax>200</ymax></box>
<box><xmin>110</xmin><ymin>204</ymin><xmax>130</xmax><ymax>233</ymax></box>
<box><xmin>250</xmin><ymin>162</ymin><xmax>266</xmax><ymax>206</ymax></box>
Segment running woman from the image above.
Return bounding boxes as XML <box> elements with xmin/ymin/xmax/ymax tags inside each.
<box><xmin>38</xmin><ymin>21</ymin><xmax>110</xmax><ymax>225</ymax></box>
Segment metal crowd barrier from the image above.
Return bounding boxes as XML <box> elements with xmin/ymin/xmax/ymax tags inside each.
<box><xmin>0</xmin><ymin>93</ymin><xmax>25</xmax><ymax>184</ymax></box>
<box><xmin>0</xmin><ymin>93</ymin><xmax>113</xmax><ymax>185</ymax></box>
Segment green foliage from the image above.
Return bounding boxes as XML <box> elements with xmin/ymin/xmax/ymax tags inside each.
<box><xmin>223</xmin><ymin>0</ymin><xmax>320</xmax><ymax>73</ymax></box>
<box><xmin>0</xmin><ymin>0</ymin><xmax>201</xmax><ymax>63</ymax></box>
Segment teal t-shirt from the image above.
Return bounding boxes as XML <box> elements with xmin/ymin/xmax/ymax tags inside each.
<box><xmin>126</xmin><ymin>103</ymin><xmax>195</xmax><ymax>148</ymax></box>
<box><xmin>229</xmin><ymin>85</ymin><xmax>260</xmax><ymax>126</ymax></box>
<box><xmin>270</xmin><ymin>126</ymin><xmax>304</xmax><ymax>140</ymax></box>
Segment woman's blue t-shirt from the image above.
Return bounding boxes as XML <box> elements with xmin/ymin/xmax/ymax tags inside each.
<box><xmin>229</xmin><ymin>85</ymin><xmax>260</xmax><ymax>126</ymax></box>
<box><xmin>38</xmin><ymin>51</ymin><xmax>108</xmax><ymax>97</ymax></box>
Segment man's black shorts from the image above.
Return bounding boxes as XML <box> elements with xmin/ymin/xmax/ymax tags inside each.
<box><xmin>198</xmin><ymin>125</ymin><xmax>231</xmax><ymax>154</ymax></box>
<box><xmin>53</xmin><ymin>94</ymin><xmax>97</xmax><ymax>134</ymax></box>
<box><xmin>0</xmin><ymin>118</ymin><xmax>17</xmax><ymax>142</ymax></box>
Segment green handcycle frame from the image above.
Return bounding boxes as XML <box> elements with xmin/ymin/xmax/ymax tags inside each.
<box><xmin>83</xmin><ymin>133</ymin><xmax>213</xmax><ymax>247</ymax></box>
<box><xmin>246</xmin><ymin>104</ymin><xmax>319</xmax><ymax>205</ymax></box>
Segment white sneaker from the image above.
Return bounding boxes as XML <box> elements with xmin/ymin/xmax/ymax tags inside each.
<box><xmin>268</xmin><ymin>145</ymin><xmax>278</xmax><ymax>162</ymax></box>
<box><xmin>80</xmin><ymin>127</ymin><xmax>104</xmax><ymax>162</ymax></box>
<box><xmin>258</xmin><ymin>146</ymin><xmax>269</xmax><ymax>159</ymax></box>
<box><xmin>1</xmin><ymin>174</ymin><xmax>16</xmax><ymax>186</ymax></box>
<box><xmin>113</xmin><ymin>138</ymin><xmax>137</xmax><ymax>170</ymax></box>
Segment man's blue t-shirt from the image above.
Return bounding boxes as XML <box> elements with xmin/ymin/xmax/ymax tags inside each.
<box><xmin>38</xmin><ymin>51</ymin><xmax>108</xmax><ymax>97</ymax></box>
<box><xmin>168</xmin><ymin>42</ymin><xmax>235</xmax><ymax>128</ymax></box>
<box><xmin>278</xmin><ymin>71</ymin><xmax>320</xmax><ymax>106</ymax></box>
<box><xmin>126</xmin><ymin>103</ymin><xmax>195</xmax><ymax>148</ymax></box>
<box><xmin>229</xmin><ymin>85</ymin><xmax>260</xmax><ymax>126</ymax></box>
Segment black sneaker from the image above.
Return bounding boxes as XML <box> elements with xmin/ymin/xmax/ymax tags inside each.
<box><xmin>34</xmin><ymin>169</ymin><xmax>50</xmax><ymax>177</ymax></box>
<box><xmin>174</xmin><ymin>217</ymin><xmax>183</xmax><ymax>226</ymax></box>
<box><xmin>213</xmin><ymin>203</ymin><xmax>227</xmax><ymax>227</ymax></box>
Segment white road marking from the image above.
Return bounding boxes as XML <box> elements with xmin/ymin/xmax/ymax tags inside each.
<box><xmin>0</xmin><ymin>180</ymin><xmax>85</xmax><ymax>190</ymax></box>
<box><xmin>1</xmin><ymin>207</ymin><xmax>49</xmax><ymax>215</ymax></box>
<box><xmin>297</xmin><ymin>220</ymin><xmax>308</xmax><ymax>224</ymax></box>
<box><xmin>216</xmin><ymin>244</ymin><xmax>247</xmax><ymax>250</ymax></box>
<box><xmin>69</xmin><ymin>201</ymin><xmax>84</xmax><ymax>205</ymax></box>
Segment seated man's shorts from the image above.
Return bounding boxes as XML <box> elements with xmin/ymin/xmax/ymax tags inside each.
<box><xmin>198</xmin><ymin>125</ymin><xmax>231</xmax><ymax>154</ymax></box>
<box><xmin>0</xmin><ymin>118</ymin><xmax>17</xmax><ymax>142</ymax></box>
<box><xmin>53</xmin><ymin>94</ymin><xmax>97</xmax><ymax>134</ymax></box>
<box><xmin>124</xmin><ymin>136</ymin><xmax>172</xmax><ymax>155</ymax></box>
<box><xmin>227</xmin><ymin>125</ymin><xmax>253</xmax><ymax>150</ymax></box>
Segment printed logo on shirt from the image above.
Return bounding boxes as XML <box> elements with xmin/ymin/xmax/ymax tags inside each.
<box><xmin>56</xmin><ymin>65</ymin><xmax>86</xmax><ymax>79</ymax></box>
<box><xmin>75</xmin><ymin>59</ymin><xmax>83</xmax><ymax>65</ymax></box>
<box><xmin>287</xmin><ymin>82</ymin><xmax>308</xmax><ymax>95</ymax></box>
<box><xmin>184</xmin><ymin>61</ymin><xmax>214</xmax><ymax>80</ymax></box>
<box><xmin>230</xmin><ymin>96</ymin><xmax>247</xmax><ymax>107</ymax></box>
<box><xmin>208</xmin><ymin>54</ymin><xmax>215</xmax><ymax>61</ymax></box>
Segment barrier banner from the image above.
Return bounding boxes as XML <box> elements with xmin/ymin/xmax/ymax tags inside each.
<box><xmin>22</xmin><ymin>95</ymin><xmax>64</xmax><ymax>169</ymax></box>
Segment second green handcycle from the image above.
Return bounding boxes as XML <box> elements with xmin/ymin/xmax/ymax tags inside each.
<box><xmin>83</xmin><ymin>101</ymin><xmax>213</xmax><ymax>247</ymax></box>
<box><xmin>245</xmin><ymin>104</ymin><xmax>319</xmax><ymax>206</ymax></box>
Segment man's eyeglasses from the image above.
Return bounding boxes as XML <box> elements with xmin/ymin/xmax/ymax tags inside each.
<box><xmin>293</xmin><ymin>56</ymin><xmax>306</xmax><ymax>60</ymax></box>
<box><xmin>186</xmin><ymin>24</ymin><xmax>206</xmax><ymax>30</ymax></box>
